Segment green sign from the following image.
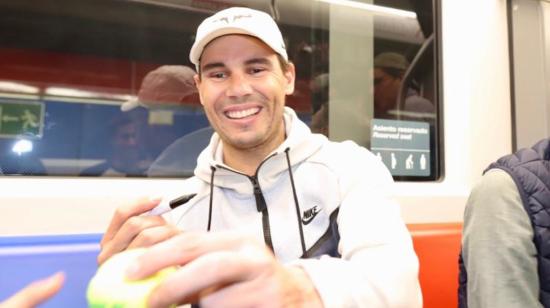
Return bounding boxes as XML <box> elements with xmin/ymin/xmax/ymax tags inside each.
<box><xmin>0</xmin><ymin>101</ymin><xmax>44</xmax><ymax>137</ymax></box>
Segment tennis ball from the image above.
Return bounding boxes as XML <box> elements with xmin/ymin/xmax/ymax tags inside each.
<box><xmin>87</xmin><ymin>248</ymin><xmax>177</xmax><ymax>308</ymax></box>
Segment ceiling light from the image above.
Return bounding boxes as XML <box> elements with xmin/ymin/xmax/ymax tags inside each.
<box><xmin>317</xmin><ymin>0</ymin><xmax>417</xmax><ymax>19</ymax></box>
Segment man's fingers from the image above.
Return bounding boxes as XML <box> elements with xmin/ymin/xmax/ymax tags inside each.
<box><xmin>148</xmin><ymin>251</ymin><xmax>264</xmax><ymax>308</ymax></box>
<box><xmin>127</xmin><ymin>225</ymin><xmax>181</xmax><ymax>249</ymax></box>
<box><xmin>1</xmin><ymin>272</ymin><xmax>65</xmax><ymax>308</ymax></box>
<box><xmin>100</xmin><ymin>198</ymin><xmax>161</xmax><ymax>247</ymax></box>
<box><xmin>128</xmin><ymin>232</ymin><xmax>263</xmax><ymax>279</ymax></box>
<box><xmin>97</xmin><ymin>215</ymin><xmax>166</xmax><ymax>264</ymax></box>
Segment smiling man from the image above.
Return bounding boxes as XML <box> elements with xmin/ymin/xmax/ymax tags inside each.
<box><xmin>194</xmin><ymin>33</ymin><xmax>293</xmax><ymax>174</ymax></box>
<box><xmin>98</xmin><ymin>7</ymin><xmax>422</xmax><ymax>308</ymax></box>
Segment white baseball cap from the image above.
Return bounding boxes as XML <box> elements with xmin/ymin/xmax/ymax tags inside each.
<box><xmin>189</xmin><ymin>7</ymin><xmax>288</xmax><ymax>69</ymax></box>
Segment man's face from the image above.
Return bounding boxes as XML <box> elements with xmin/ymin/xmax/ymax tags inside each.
<box><xmin>373</xmin><ymin>67</ymin><xmax>401</xmax><ymax>117</ymax></box>
<box><xmin>194</xmin><ymin>34</ymin><xmax>295</xmax><ymax>153</ymax></box>
<box><xmin>112</xmin><ymin>122</ymin><xmax>140</xmax><ymax>161</ymax></box>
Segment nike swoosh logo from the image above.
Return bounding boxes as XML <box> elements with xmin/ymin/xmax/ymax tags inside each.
<box><xmin>301</xmin><ymin>206</ymin><xmax>321</xmax><ymax>225</ymax></box>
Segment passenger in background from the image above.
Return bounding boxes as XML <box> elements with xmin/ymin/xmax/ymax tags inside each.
<box><xmin>459</xmin><ymin>138</ymin><xmax>550</xmax><ymax>308</ymax></box>
<box><xmin>119</xmin><ymin>65</ymin><xmax>213</xmax><ymax>177</ymax></box>
<box><xmin>373</xmin><ymin>52</ymin><xmax>434</xmax><ymax>120</ymax></box>
<box><xmin>120</xmin><ymin>65</ymin><xmax>198</xmax><ymax>112</ymax></box>
<box><xmin>310</xmin><ymin>73</ymin><xmax>329</xmax><ymax>136</ymax></box>
<box><xmin>0</xmin><ymin>272</ymin><xmax>64</xmax><ymax>308</ymax></box>
<box><xmin>99</xmin><ymin>7</ymin><xmax>421</xmax><ymax>308</ymax></box>
<box><xmin>310</xmin><ymin>101</ymin><xmax>329</xmax><ymax>136</ymax></box>
<box><xmin>146</xmin><ymin>126</ymin><xmax>213</xmax><ymax>177</ymax></box>
<box><xmin>80</xmin><ymin>115</ymin><xmax>149</xmax><ymax>176</ymax></box>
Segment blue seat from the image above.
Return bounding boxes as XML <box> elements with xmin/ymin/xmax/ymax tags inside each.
<box><xmin>0</xmin><ymin>234</ymin><xmax>101</xmax><ymax>307</ymax></box>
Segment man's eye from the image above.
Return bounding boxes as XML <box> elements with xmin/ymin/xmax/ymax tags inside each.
<box><xmin>209</xmin><ymin>72</ymin><xmax>226</xmax><ymax>79</ymax></box>
<box><xmin>249</xmin><ymin>67</ymin><xmax>266</xmax><ymax>75</ymax></box>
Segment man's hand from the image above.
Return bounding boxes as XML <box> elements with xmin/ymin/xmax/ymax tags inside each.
<box><xmin>0</xmin><ymin>272</ymin><xmax>64</xmax><ymax>308</ymax></box>
<box><xmin>126</xmin><ymin>232</ymin><xmax>324</xmax><ymax>308</ymax></box>
<box><xmin>98</xmin><ymin>198</ymin><xmax>181</xmax><ymax>265</ymax></box>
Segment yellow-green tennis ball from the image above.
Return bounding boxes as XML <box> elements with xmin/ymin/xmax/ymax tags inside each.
<box><xmin>87</xmin><ymin>248</ymin><xmax>176</xmax><ymax>308</ymax></box>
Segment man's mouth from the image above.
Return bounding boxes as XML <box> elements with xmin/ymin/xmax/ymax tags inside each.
<box><xmin>225</xmin><ymin>107</ymin><xmax>261</xmax><ymax>119</ymax></box>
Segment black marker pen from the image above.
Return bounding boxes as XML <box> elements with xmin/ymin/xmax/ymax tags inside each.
<box><xmin>147</xmin><ymin>194</ymin><xmax>197</xmax><ymax>215</ymax></box>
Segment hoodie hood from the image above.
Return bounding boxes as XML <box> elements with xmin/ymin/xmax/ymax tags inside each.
<box><xmin>194</xmin><ymin>107</ymin><xmax>327</xmax><ymax>194</ymax></box>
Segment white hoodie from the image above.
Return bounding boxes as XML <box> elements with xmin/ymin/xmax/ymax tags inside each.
<box><xmin>168</xmin><ymin>107</ymin><xmax>422</xmax><ymax>307</ymax></box>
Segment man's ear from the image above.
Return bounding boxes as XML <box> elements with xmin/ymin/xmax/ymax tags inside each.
<box><xmin>284</xmin><ymin>62</ymin><xmax>296</xmax><ymax>95</ymax></box>
<box><xmin>193</xmin><ymin>74</ymin><xmax>205</xmax><ymax>106</ymax></box>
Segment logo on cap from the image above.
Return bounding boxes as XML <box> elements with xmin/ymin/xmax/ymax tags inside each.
<box><xmin>213</xmin><ymin>13</ymin><xmax>252</xmax><ymax>24</ymax></box>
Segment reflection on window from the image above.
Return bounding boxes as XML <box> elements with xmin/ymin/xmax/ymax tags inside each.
<box><xmin>0</xmin><ymin>0</ymin><xmax>439</xmax><ymax>180</ymax></box>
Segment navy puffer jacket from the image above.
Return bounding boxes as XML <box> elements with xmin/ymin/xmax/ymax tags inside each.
<box><xmin>458</xmin><ymin>139</ymin><xmax>550</xmax><ymax>307</ymax></box>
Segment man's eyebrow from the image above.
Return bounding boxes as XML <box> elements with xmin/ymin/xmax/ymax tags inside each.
<box><xmin>201</xmin><ymin>58</ymin><xmax>272</xmax><ymax>72</ymax></box>
<box><xmin>244</xmin><ymin>57</ymin><xmax>273</xmax><ymax>67</ymax></box>
<box><xmin>201</xmin><ymin>62</ymin><xmax>225</xmax><ymax>72</ymax></box>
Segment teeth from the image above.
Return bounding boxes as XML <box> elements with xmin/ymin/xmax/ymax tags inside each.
<box><xmin>226</xmin><ymin>107</ymin><xmax>259</xmax><ymax>119</ymax></box>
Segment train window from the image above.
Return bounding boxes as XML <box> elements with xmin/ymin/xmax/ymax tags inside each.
<box><xmin>0</xmin><ymin>0</ymin><xmax>440</xmax><ymax>180</ymax></box>
<box><xmin>509</xmin><ymin>0</ymin><xmax>550</xmax><ymax>150</ymax></box>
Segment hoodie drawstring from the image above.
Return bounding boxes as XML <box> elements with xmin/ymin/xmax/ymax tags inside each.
<box><xmin>284</xmin><ymin>148</ymin><xmax>306</xmax><ymax>256</ymax></box>
<box><xmin>207</xmin><ymin>165</ymin><xmax>216</xmax><ymax>231</ymax></box>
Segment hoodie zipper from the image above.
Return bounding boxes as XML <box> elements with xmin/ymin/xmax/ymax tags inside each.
<box><xmin>215</xmin><ymin>153</ymin><xmax>277</xmax><ymax>251</ymax></box>
<box><xmin>249</xmin><ymin>175</ymin><xmax>274</xmax><ymax>251</ymax></box>
<box><xmin>214</xmin><ymin>150</ymin><xmax>306</xmax><ymax>255</ymax></box>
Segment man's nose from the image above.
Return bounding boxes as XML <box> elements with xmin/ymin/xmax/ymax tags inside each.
<box><xmin>225</xmin><ymin>73</ymin><xmax>253</xmax><ymax>98</ymax></box>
